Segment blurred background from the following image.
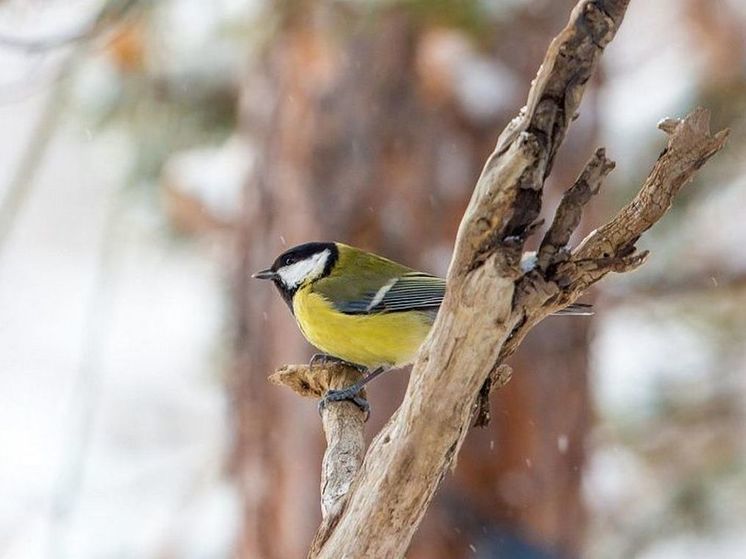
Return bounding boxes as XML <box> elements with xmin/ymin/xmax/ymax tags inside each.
<box><xmin>0</xmin><ymin>0</ymin><xmax>745</xmax><ymax>558</ymax></box>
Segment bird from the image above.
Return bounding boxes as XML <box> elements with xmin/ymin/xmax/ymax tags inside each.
<box><xmin>253</xmin><ymin>241</ymin><xmax>591</xmax><ymax>415</ymax></box>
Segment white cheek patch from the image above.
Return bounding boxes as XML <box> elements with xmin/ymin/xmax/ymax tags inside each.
<box><xmin>277</xmin><ymin>249</ymin><xmax>330</xmax><ymax>289</ymax></box>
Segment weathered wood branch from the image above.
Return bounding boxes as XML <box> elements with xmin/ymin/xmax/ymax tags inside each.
<box><xmin>475</xmin><ymin>107</ymin><xmax>730</xmax><ymax>425</ymax></box>
<box><xmin>268</xmin><ymin>0</ymin><xmax>729</xmax><ymax>557</ymax></box>
<box><xmin>568</xmin><ymin>108</ymin><xmax>729</xmax><ymax>276</ymax></box>
<box><xmin>537</xmin><ymin>147</ymin><xmax>616</xmax><ymax>272</ymax></box>
<box><xmin>269</xmin><ymin>364</ymin><xmax>366</xmax><ymax>555</ymax></box>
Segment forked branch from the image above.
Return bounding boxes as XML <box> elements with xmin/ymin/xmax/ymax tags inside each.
<box><xmin>269</xmin><ymin>1</ymin><xmax>729</xmax><ymax>557</ymax></box>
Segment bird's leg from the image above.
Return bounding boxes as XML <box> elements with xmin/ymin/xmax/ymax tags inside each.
<box><xmin>318</xmin><ymin>366</ymin><xmax>388</xmax><ymax>420</ymax></box>
<box><xmin>318</xmin><ymin>393</ymin><xmax>371</xmax><ymax>419</ymax></box>
<box><xmin>309</xmin><ymin>353</ymin><xmax>368</xmax><ymax>373</ymax></box>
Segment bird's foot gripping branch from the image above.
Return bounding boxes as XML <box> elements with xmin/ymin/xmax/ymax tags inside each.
<box><xmin>268</xmin><ymin>0</ymin><xmax>729</xmax><ymax>557</ymax></box>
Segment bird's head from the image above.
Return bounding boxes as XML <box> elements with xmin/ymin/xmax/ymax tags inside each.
<box><xmin>253</xmin><ymin>242</ymin><xmax>338</xmax><ymax>302</ymax></box>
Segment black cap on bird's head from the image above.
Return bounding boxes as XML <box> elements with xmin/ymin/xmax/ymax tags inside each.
<box><xmin>252</xmin><ymin>242</ymin><xmax>338</xmax><ymax>308</ymax></box>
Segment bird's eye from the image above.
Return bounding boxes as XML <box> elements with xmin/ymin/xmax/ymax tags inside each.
<box><xmin>284</xmin><ymin>256</ymin><xmax>295</xmax><ymax>265</ymax></box>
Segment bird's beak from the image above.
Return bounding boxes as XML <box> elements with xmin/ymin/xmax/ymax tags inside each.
<box><xmin>252</xmin><ymin>268</ymin><xmax>277</xmax><ymax>280</ymax></box>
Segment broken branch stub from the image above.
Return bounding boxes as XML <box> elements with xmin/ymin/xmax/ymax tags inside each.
<box><xmin>563</xmin><ymin>107</ymin><xmax>729</xmax><ymax>292</ymax></box>
<box><xmin>482</xmin><ymin>106</ymin><xmax>729</xmax><ymax>418</ymax></box>
<box><xmin>270</xmin><ymin>363</ymin><xmax>366</xmax><ymax>557</ymax></box>
<box><xmin>537</xmin><ymin>148</ymin><xmax>615</xmax><ymax>272</ymax></box>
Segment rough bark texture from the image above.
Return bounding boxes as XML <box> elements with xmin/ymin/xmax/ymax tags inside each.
<box><xmin>269</xmin><ymin>365</ymin><xmax>366</xmax><ymax>556</ymax></box>
<box><xmin>312</xmin><ymin>3</ymin><xmax>632</xmax><ymax>556</ymax></box>
<box><xmin>268</xmin><ymin>0</ymin><xmax>729</xmax><ymax>557</ymax></box>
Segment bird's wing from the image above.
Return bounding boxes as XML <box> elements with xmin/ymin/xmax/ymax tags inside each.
<box><xmin>327</xmin><ymin>272</ymin><xmax>446</xmax><ymax>315</ymax></box>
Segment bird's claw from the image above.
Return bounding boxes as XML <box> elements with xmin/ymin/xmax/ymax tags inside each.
<box><xmin>309</xmin><ymin>353</ymin><xmax>335</xmax><ymax>368</ymax></box>
<box><xmin>309</xmin><ymin>353</ymin><xmax>367</xmax><ymax>374</ymax></box>
<box><xmin>318</xmin><ymin>389</ymin><xmax>370</xmax><ymax>421</ymax></box>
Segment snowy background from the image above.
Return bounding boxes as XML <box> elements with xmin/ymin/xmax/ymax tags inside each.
<box><xmin>1</xmin><ymin>1</ymin><xmax>745</xmax><ymax>558</ymax></box>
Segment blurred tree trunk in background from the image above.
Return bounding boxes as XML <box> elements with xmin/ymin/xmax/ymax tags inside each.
<box><xmin>230</xmin><ymin>2</ymin><xmax>598</xmax><ymax>557</ymax></box>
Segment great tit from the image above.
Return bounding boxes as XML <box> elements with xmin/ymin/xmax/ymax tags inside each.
<box><xmin>253</xmin><ymin>241</ymin><xmax>590</xmax><ymax>413</ymax></box>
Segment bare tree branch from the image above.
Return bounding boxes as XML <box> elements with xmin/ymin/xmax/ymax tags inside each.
<box><xmin>0</xmin><ymin>0</ymin><xmax>141</xmax><ymax>53</ymax></box>
<box><xmin>0</xmin><ymin>56</ymin><xmax>75</xmax><ymax>255</ymax></box>
<box><xmin>268</xmin><ymin>1</ymin><xmax>729</xmax><ymax>557</ymax></box>
<box><xmin>0</xmin><ymin>0</ymin><xmax>145</xmax><ymax>253</ymax></box>
<box><xmin>270</xmin><ymin>364</ymin><xmax>366</xmax><ymax>554</ymax></box>
<box><xmin>537</xmin><ymin>147</ymin><xmax>615</xmax><ymax>271</ymax></box>
<box><xmin>493</xmin><ymin>107</ymin><xmax>728</xmax><ymax>394</ymax></box>
<box><xmin>570</xmin><ymin>109</ymin><xmax>729</xmax><ymax>269</ymax></box>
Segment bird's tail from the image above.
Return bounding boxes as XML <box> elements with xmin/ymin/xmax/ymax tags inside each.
<box><xmin>553</xmin><ymin>303</ymin><xmax>594</xmax><ymax>316</ymax></box>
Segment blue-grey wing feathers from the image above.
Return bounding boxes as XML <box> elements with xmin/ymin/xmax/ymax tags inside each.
<box><xmin>336</xmin><ymin>272</ymin><xmax>445</xmax><ymax>315</ymax></box>
<box><xmin>331</xmin><ymin>272</ymin><xmax>592</xmax><ymax>317</ymax></box>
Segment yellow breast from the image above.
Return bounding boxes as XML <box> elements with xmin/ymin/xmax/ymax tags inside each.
<box><xmin>292</xmin><ymin>285</ymin><xmax>434</xmax><ymax>369</ymax></box>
